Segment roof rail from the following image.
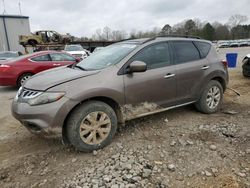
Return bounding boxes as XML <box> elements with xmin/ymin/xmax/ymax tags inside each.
<box><xmin>157</xmin><ymin>34</ymin><xmax>201</xmax><ymax>39</ymax></box>
<box><xmin>142</xmin><ymin>34</ymin><xmax>201</xmax><ymax>44</ymax></box>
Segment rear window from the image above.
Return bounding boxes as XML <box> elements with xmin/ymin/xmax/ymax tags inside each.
<box><xmin>172</xmin><ymin>41</ymin><xmax>200</xmax><ymax>64</ymax></box>
<box><xmin>194</xmin><ymin>41</ymin><xmax>211</xmax><ymax>58</ymax></box>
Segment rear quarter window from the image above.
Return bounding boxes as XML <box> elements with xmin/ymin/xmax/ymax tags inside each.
<box><xmin>172</xmin><ymin>41</ymin><xmax>200</xmax><ymax>64</ymax></box>
<box><xmin>194</xmin><ymin>41</ymin><xmax>211</xmax><ymax>58</ymax></box>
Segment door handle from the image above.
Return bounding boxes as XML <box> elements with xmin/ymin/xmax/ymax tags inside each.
<box><xmin>53</xmin><ymin>63</ymin><xmax>61</xmax><ymax>66</ymax></box>
<box><xmin>164</xmin><ymin>73</ymin><xmax>175</xmax><ymax>79</ymax></box>
<box><xmin>201</xmin><ymin>65</ymin><xmax>210</xmax><ymax>70</ymax></box>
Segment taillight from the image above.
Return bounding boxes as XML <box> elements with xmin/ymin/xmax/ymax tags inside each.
<box><xmin>221</xmin><ymin>60</ymin><xmax>228</xmax><ymax>69</ymax></box>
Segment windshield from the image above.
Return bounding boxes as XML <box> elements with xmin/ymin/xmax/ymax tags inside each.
<box><xmin>65</xmin><ymin>45</ymin><xmax>83</xmax><ymax>51</ymax></box>
<box><xmin>0</xmin><ymin>52</ymin><xmax>18</xmax><ymax>59</ymax></box>
<box><xmin>77</xmin><ymin>43</ymin><xmax>137</xmax><ymax>70</ymax></box>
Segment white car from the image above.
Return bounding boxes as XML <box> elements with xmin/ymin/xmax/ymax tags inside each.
<box><xmin>64</xmin><ymin>45</ymin><xmax>90</xmax><ymax>60</ymax></box>
<box><xmin>0</xmin><ymin>51</ymin><xmax>21</xmax><ymax>61</ymax></box>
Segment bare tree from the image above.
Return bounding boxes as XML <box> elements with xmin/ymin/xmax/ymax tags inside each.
<box><xmin>228</xmin><ymin>14</ymin><xmax>248</xmax><ymax>28</ymax></box>
<box><xmin>103</xmin><ymin>26</ymin><xmax>112</xmax><ymax>41</ymax></box>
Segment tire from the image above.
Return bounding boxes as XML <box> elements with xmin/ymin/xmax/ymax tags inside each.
<box><xmin>195</xmin><ymin>80</ymin><xmax>223</xmax><ymax>114</ymax></box>
<box><xmin>243</xmin><ymin>69</ymin><xmax>250</xmax><ymax>77</ymax></box>
<box><xmin>17</xmin><ymin>73</ymin><xmax>33</xmax><ymax>87</ymax></box>
<box><xmin>66</xmin><ymin>100</ymin><xmax>117</xmax><ymax>152</ymax></box>
<box><xmin>242</xmin><ymin>59</ymin><xmax>250</xmax><ymax>77</ymax></box>
<box><xmin>28</xmin><ymin>40</ymin><xmax>37</xmax><ymax>46</ymax></box>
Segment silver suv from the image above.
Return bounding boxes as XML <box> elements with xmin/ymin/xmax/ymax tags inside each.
<box><xmin>12</xmin><ymin>36</ymin><xmax>229</xmax><ymax>152</ymax></box>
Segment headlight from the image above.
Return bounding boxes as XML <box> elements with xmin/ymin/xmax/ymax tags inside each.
<box><xmin>27</xmin><ymin>92</ymin><xmax>65</xmax><ymax>106</ymax></box>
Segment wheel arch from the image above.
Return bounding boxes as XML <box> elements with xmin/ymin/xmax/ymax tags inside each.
<box><xmin>16</xmin><ymin>72</ymin><xmax>35</xmax><ymax>85</ymax></box>
<box><xmin>211</xmin><ymin>76</ymin><xmax>227</xmax><ymax>92</ymax></box>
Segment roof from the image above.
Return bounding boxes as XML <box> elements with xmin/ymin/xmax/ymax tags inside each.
<box><xmin>0</xmin><ymin>14</ymin><xmax>29</xmax><ymax>19</ymax></box>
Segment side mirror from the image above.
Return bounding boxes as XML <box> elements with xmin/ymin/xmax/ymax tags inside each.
<box><xmin>75</xmin><ymin>58</ymin><xmax>81</xmax><ymax>63</ymax></box>
<box><xmin>127</xmin><ymin>61</ymin><xmax>147</xmax><ymax>73</ymax></box>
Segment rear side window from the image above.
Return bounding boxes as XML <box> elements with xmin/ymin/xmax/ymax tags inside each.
<box><xmin>31</xmin><ymin>54</ymin><xmax>50</xmax><ymax>62</ymax></box>
<box><xmin>172</xmin><ymin>41</ymin><xmax>200</xmax><ymax>64</ymax></box>
<box><xmin>130</xmin><ymin>42</ymin><xmax>171</xmax><ymax>69</ymax></box>
<box><xmin>194</xmin><ymin>41</ymin><xmax>211</xmax><ymax>58</ymax></box>
<box><xmin>50</xmin><ymin>53</ymin><xmax>75</xmax><ymax>61</ymax></box>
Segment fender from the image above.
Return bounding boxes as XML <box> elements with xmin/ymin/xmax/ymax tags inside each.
<box><xmin>196</xmin><ymin>70</ymin><xmax>228</xmax><ymax>99</ymax></box>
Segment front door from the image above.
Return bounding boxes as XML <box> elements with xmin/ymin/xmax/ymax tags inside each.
<box><xmin>123</xmin><ymin>42</ymin><xmax>177</xmax><ymax>119</ymax></box>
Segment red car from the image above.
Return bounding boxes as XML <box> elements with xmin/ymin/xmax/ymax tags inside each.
<box><xmin>0</xmin><ymin>51</ymin><xmax>79</xmax><ymax>87</ymax></box>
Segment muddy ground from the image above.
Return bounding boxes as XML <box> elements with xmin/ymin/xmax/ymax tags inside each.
<box><xmin>0</xmin><ymin>47</ymin><xmax>249</xmax><ymax>188</ymax></box>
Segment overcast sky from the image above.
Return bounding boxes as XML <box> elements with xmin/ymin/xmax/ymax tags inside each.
<box><xmin>1</xmin><ymin>0</ymin><xmax>250</xmax><ymax>37</ymax></box>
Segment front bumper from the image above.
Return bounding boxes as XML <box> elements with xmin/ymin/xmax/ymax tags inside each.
<box><xmin>11</xmin><ymin>96</ymin><xmax>78</xmax><ymax>134</ymax></box>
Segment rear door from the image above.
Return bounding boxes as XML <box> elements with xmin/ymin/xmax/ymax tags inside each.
<box><xmin>170</xmin><ymin>40</ymin><xmax>209</xmax><ymax>104</ymax></box>
<box><xmin>49</xmin><ymin>53</ymin><xmax>76</xmax><ymax>67</ymax></box>
<box><xmin>123</xmin><ymin>42</ymin><xmax>177</xmax><ymax>112</ymax></box>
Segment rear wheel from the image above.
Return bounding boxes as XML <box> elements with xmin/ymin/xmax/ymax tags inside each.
<box><xmin>195</xmin><ymin>80</ymin><xmax>223</xmax><ymax>114</ymax></box>
<box><xmin>17</xmin><ymin>73</ymin><xmax>33</xmax><ymax>87</ymax></box>
<box><xmin>66</xmin><ymin>101</ymin><xmax>117</xmax><ymax>152</ymax></box>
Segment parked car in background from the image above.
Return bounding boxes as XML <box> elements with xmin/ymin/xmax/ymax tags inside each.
<box><xmin>64</xmin><ymin>44</ymin><xmax>90</xmax><ymax>59</ymax></box>
<box><xmin>12</xmin><ymin>37</ymin><xmax>229</xmax><ymax>152</ymax></box>
<box><xmin>19</xmin><ymin>30</ymin><xmax>72</xmax><ymax>46</ymax></box>
<box><xmin>0</xmin><ymin>51</ymin><xmax>21</xmax><ymax>61</ymax></box>
<box><xmin>238</xmin><ymin>41</ymin><xmax>248</xmax><ymax>47</ymax></box>
<box><xmin>229</xmin><ymin>42</ymin><xmax>239</xmax><ymax>48</ymax></box>
<box><xmin>0</xmin><ymin>51</ymin><xmax>79</xmax><ymax>87</ymax></box>
<box><xmin>218</xmin><ymin>42</ymin><xmax>230</xmax><ymax>48</ymax></box>
<box><xmin>242</xmin><ymin>54</ymin><xmax>250</xmax><ymax>77</ymax></box>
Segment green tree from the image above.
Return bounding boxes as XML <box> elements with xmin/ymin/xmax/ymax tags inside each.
<box><xmin>184</xmin><ymin>19</ymin><xmax>197</xmax><ymax>35</ymax></box>
<box><xmin>202</xmin><ymin>23</ymin><xmax>215</xmax><ymax>40</ymax></box>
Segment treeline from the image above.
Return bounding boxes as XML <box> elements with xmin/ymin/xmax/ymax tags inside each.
<box><xmin>77</xmin><ymin>14</ymin><xmax>249</xmax><ymax>41</ymax></box>
<box><xmin>160</xmin><ymin>14</ymin><xmax>250</xmax><ymax>41</ymax></box>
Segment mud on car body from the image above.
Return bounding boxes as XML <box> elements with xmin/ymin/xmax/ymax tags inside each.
<box><xmin>12</xmin><ymin>36</ymin><xmax>229</xmax><ymax>152</ymax></box>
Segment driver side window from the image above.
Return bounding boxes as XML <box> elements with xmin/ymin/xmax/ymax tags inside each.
<box><xmin>130</xmin><ymin>42</ymin><xmax>171</xmax><ymax>69</ymax></box>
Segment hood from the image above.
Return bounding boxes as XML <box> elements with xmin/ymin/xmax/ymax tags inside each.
<box><xmin>24</xmin><ymin>66</ymin><xmax>100</xmax><ymax>91</ymax></box>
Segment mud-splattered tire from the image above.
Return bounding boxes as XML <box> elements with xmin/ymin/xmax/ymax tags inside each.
<box><xmin>66</xmin><ymin>101</ymin><xmax>117</xmax><ymax>152</ymax></box>
<box><xmin>195</xmin><ymin>80</ymin><xmax>223</xmax><ymax>114</ymax></box>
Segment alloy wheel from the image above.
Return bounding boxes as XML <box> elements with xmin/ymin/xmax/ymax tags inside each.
<box><xmin>79</xmin><ymin>111</ymin><xmax>111</xmax><ymax>145</ymax></box>
<box><xmin>206</xmin><ymin>86</ymin><xmax>221</xmax><ymax>109</ymax></box>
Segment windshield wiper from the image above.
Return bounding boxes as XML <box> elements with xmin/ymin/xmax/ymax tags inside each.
<box><xmin>74</xmin><ymin>65</ymin><xmax>87</xmax><ymax>71</ymax></box>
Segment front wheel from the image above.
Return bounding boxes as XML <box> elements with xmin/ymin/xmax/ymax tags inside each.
<box><xmin>66</xmin><ymin>101</ymin><xmax>117</xmax><ymax>152</ymax></box>
<box><xmin>195</xmin><ymin>80</ymin><xmax>223</xmax><ymax>114</ymax></box>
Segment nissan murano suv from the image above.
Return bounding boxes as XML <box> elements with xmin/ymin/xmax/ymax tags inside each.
<box><xmin>12</xmin><ymin>36</ymin><xmax>229</xmax><ymax>152</ymax></box>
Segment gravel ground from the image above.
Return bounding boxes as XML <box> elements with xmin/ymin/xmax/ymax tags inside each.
<box><xmin>0</xmin><ymin>47</ymin><xmax>250</xmax><ymax>188</ymax></box>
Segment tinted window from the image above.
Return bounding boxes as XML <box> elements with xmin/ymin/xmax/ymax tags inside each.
<box><xmin>130</xmin><ymin>42</ymin><xmax>171</xmax><ymax>69</ymax></box>
<box><xmin>172</xmin><ymin>41</ymin><xmax>200</xmax><ymax>64</ymax></box>
<box><xmin>194</xmin><ymin>41</ymin><xmax>211</xmax><ymax>58</ymax></box>
<box><xmin>31</xmin><ymin>54</ymin><xmax>50</xmax><ymax>62</ymax></box>
<box><xmin>50</xmin><ymin>53</ymin><xmax>75</xmax><ymax>61</ymax></box>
